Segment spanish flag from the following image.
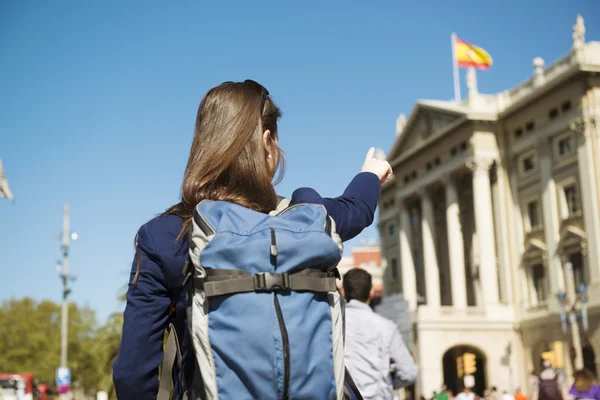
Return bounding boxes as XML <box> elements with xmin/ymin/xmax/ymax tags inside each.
<box><xmin>454</xmin><ymin>36</ymin><xmax>493</xmax><ymax>70</ymax></box>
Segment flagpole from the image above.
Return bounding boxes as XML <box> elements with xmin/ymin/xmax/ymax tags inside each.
<box><xmin>451</xmin><ymin>32</ymin><xmax>461</xmax><ymax>102</ymax></box>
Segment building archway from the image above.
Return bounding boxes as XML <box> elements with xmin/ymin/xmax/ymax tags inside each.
<box><xmin>583</xmin><ymin>344</ymin><xmax>597</xmax><ymax>377</ymax></box>
<box><xmin>442</xmin><ymin>345</ymin><xmax>487</xmax><ymax>396</ymax></box>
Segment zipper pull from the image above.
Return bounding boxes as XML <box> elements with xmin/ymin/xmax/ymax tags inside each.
<box><xmin>270</xmin><ymin>228</ymin><xmax>278</xmax><ymax>257</ymax></box>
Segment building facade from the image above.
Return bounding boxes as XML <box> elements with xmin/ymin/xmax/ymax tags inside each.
<box><xmin>378</xmin><ymin>15</ymin><xmax>600</xmax><ymax>398</ymax></box>
<box><xmin>337</xmin><ymin>243</ymin><xmax>386</xmax><ymax>308</ymax></box>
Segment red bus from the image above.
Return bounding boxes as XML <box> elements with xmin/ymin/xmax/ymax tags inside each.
<box><xmin>0</xmin><ymin>373</ymin><xmax>47</xmax><ymax>400</ymax></box>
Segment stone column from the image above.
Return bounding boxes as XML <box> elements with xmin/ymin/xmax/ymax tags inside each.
<box><xmin>443</xmin><ymin>173</ymin><xmax>467</xmax><ymax>308</ymax></box>
<box><xmin>519</xmin><ymin>266</ymin><xmax>530</xmax><ymax>308</ymax></box>
<box><xmin>592</xmin><ymin>114</ymin><xmax>600</xmax><ymax>220</ymax></box>
<box><xmin>508</xmin><ymin>154</ymin><xmax>527</xmax><ymax>309</ymax></box>
<box><xmin>538</xmin><ymin>138</ymin><xmax>564</xmax><ymax>296</ymax></box>
<box><xmin>562</xmin><ymin>255</ymin><xmax>585</xmax><ymax>370</ymax></box>
<box><xmin>573</xmin><ymin>118</ymin><xmax>600</xmax><ymax>285</ymax></box>
<box><xmin>492</xmin><ymin>163</ymin><xmax>513</xmax><ymax>303</ymax></box>
<box><xmin>468</xmin><ymin>157</ymin><xmax>500</xmax><ymax>305</ymax></box>
<box><xmin>420</xmin><ymin>188</ymin><xmax>441</xmax><ymax>308</ymax></box>
<box><xmin>400</xmin><ymin>200</ymin><xmax>417</xmax><ymax>310</ymax></box>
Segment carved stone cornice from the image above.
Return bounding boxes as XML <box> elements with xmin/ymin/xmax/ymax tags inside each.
<box><xmin>569</xmin><ymin>116</ymin><xmax>597</xmax><ymax>145</ymax></box>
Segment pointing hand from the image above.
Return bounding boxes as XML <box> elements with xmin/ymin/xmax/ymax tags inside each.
<box><xmin>361</xmin><ymin>147</ymin><xmax>393</xmax><ymax>184</ymax></box>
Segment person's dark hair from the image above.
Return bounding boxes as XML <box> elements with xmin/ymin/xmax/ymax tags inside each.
<box><xmin>132</xmin><ymin>80</ymin><xmax>284</xmax><ymax>283</ymax></box>
<box><xmin>343</xmin><ymin>268</ymin><xmax>373</xmax><ymax>302</ymax></box>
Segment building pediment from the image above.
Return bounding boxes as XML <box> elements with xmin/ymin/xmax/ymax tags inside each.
<box><xmin>388</xmin><ymin>101</ymin><xmax>465</xmax><ymax>162</ymax></box>
<box><xmin>558</xmin><ymin>223</ymin><xmax>587</xmax><ymax>249</ymax></box>
<box><xmin>521</xmin><ymin>235</ymin><xmax>547</xmax><ymax>264</ymax></box>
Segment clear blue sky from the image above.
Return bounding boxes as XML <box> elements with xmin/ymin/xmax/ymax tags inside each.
<box><xmin>1</xmin><ymin>1</ymin><xmax>598</xmax><ymax>323</ymax></box>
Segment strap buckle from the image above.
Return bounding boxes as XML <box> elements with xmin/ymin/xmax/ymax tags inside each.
<box><xmin>254</xmin><ymin>272</ymin><xmax>290</xmax><ymax>291</ymax></box>
<box><xmin>327</xmin><ymin>267</ymin><xmax>341</xmax><ymax>280</ymax></box>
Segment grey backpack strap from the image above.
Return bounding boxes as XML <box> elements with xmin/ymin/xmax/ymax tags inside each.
<box><xmin>344</xmin><ymin>367</ymin><xmax>364</xmax><ymax>400</ymax></box>
<box><xmin>269</xmin><ymin>196</ymin><xmax>291</xmax><ymax>215</ymax></box>
<box><xmin>157</xmin><ymin>324</ymin><xmax>182</xmax><ymax>400</ymax></box>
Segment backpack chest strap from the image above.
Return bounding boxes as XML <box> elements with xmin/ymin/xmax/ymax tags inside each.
<box><xmin>199</xmin><ymin>269</ymin><xmax>338</xmax><ymax>298</ymax></box>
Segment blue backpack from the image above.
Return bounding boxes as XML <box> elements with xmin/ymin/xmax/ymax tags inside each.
<box><xmin>158</xmin><ymin>199</ymin><xmax>360</xmax><ymax>400</ymax></box>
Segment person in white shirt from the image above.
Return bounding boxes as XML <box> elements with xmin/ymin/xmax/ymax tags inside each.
<box><xmin>456</xmin><ymin>387</ymin><xmax>479</xmax><ymax>400</ymax></box>
<box><xmin>343</xmin><ymin>268</ymin><xmax>418</xmax><ymax>400</ymax></box>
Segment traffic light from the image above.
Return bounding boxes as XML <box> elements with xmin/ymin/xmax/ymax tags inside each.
<box><xmin>456</xmin><ymin>356</ymin><xmax>464</xmax><ymax>378</ymax></box>
<box><xmin>463</xmin><ymin>352</ymin><xmax>477</xmax><ymax>375</ymax></box>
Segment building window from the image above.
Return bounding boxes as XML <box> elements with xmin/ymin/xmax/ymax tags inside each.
<box><xmin>522</xmin><ymin>155</ymin><xmax>536</xmax><ymax>173</ymax></box>
<box><xmin>531</xmin><ymin>264</ymin><xmax>547</xmax><ymax>303</ymax></box>
<box><xmin>411</xmin><ymin>170</ymin><xmax>417</xmax><ymax>179</ymax></box>
<box><xmin>404</xmin><ymin>175</ymin><xmax>410</xmax><ymax>183</ymax></box>
<box><xmin>451</xmin><ymin>147</ymin><xmax>458</xmax><ymax>157</ymax></box>
<box><xmin>564</xmin><ymin>185</ymin><xmax>581</xmax><ymax>216</ymax></box>
<box><xmin>514</xmin><ymin>128</ymin><xmax>523</xmax><ymax>138</ymax></box>
<box><xmin>526</xmin><ymin>120</ymin><xmax>535</xmax><ymax>132</ymax></box>
<box><xmin>410</xmin><ymin>208</ymin><xmax>420</xmax><ymax>227</ymax></box>
<box><xmin>527</xmin><ymin>201</ymin><xmax>541</xmax><ymax>230</ymax></box>
<box><xmin>434</xmin><ymin>157</ymin><xmax>441</xmax><ymax>166</ymax></box>
<box><xmin>391</xmin><ymin>258</ymin><xmax>398</xmax><ymax>279</ymax></box>
<box><xmin>557</xmin><ymin>135</ymin><xmax>574</xmax><ymax>158</ymax></box>
<box><xmin>549</xmin><ymin>108</ymin><xmax>559</xmax><ymax>119</ymax></box>
<box><xmin>388</xmin><ymin>224</ymin><xmax>396</xmax><ymax>237</ymax></box>
<box><xmin>570</xmin><ymin>252</ymin><xmax>587</xmax><ymax>289</ymax></box>
<box><xmin>426</xmin><ymin>162</ymin><xmax>432</xmax><ymax>171</ymax></box>
<box><xmin>561</xmin><ymin>100</ymin><xmax>572</xmax><ymax>112</ymax></box>
<box><xmin>460</xmin><ymin>141</ymin><xmax>468</xmax><ymax>151</ymax></box>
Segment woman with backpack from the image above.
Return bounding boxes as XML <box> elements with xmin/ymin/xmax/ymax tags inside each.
<box><xmin>113</xmin><ymin>79</ymin><xmax>392</xmax><ymax>399</ymax></box>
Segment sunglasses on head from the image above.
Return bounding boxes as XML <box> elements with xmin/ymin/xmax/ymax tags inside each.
<box><xmin>244</xmin><ymin>80</ymin><xmax>269</xmax><ymax>116</ymax></box>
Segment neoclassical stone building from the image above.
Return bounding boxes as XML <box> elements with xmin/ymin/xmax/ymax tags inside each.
<box><xmin>378</xmin><ymin>15</ymin><xmax>600</xmax><ymax>398</ymax></box>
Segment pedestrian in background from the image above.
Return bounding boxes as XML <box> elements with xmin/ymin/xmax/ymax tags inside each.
<box><xmin>568</xmin><ymin>369</ymin><xmax>600</xmax><ymax>400</ymax></box>
<box><xmin>531</xmin><ymin>360</ymin><xmax>565</xmax><ymax>400</ymax></box>
<box><xmin>515</xmin><ymin>388</ymin><xmax>528</xmax><ymax>400</ymax></box>
<box><xmin>502</xmin><ymin>390</ymin><xmax>515</xmax><ymax>400</ymax></box>
<box><xmin>456</xmin><ymin>386</ymin><xmax>479</xmax><ymax>400</ymax></box>
<box><xmin>435</xmin><ymin>384</ymin><xmax>452</xmax><ymax>400</ymax></box>
<box><xmin>342</xmin><ymin>268</ymin><xmax>418</xmax><ymax>400</ymax></box>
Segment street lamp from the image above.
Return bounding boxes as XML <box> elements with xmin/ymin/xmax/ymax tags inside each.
<box><xmin>56</xmin><ymin>203</ymin><xmax>77</xmax><ymax>399</ymax></box>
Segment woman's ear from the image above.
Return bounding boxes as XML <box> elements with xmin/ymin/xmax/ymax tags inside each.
<box><xmin>262</xmin><ymin>129</ymin><xmax>272</xmax><ymax>155</ymax></box>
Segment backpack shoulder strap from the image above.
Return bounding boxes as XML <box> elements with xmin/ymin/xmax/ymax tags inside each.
<box><xmin>344</xmin><ymin>368</ymin><xmax>364</xmax><ymax>400</ymax></box>
<box><xmin>269</xmin><ymin>196</ymin><xmax>291</xmax><ymax>215</ymax></box>
<box><xmin>157</xmin><ymin>324</ymin><xmax>183</xmax><ymax>400</ymax></box>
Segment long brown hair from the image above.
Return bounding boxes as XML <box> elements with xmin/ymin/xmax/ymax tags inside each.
<box><xmin>132</xmin><ymin>81</ymin><xmax>284</xmax><ymax>284</ymax></box>
<box><xmin>573</xmin><ymin>369</ymin><xmax>596</xmax><ymax>392</ymax></box>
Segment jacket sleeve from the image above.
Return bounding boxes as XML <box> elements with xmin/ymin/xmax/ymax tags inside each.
<box><xmin>388</xmin><ymin>322</ymin><xmax>418</xmax><ymax>389</ymax></box>
<box><xmin>291</xmin><ymin>172</ymin><xmax>381</xmax><ymax>242</ymax></box>
<box><xmin>113</xmin><ymin>224</ymin><xmax>172</xmax><ymax>400</ymax></box>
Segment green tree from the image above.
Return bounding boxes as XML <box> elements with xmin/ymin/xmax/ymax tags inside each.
<box><xmin>93</xmin><ymin>311</ymin><xmax>124</xmax><ymax>399</ymax></box>
<box><xmin>0</xmin><ymin>298</ymin><xmax>102</xmax><ymax>395</ymax></box>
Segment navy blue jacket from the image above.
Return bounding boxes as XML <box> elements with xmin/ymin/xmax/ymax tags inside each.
<box><xmin>113</xmin><ymin>172</ymin><xmax>381</xmax><ymax>399</ymax></box>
